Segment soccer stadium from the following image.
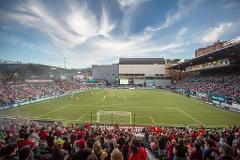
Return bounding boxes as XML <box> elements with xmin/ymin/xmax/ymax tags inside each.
<box><xmin>0</xmin><ymin>0</ymin><xmax>240</xmax><ymax>160</ymax></box>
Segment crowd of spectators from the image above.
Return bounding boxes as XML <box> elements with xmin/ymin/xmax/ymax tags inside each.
<box><xmin>0</xmin><ymin>80</ymin><xmax>88</xmax><ymax>106</ymax></box>
<box><xmin>0</xmin><ymin>118</ymin><xmax>239</xmax><ymax>160</ymax></box>
<box><xmin>171</xmin><ymin>71</ymin><xmax>240</xmax><ymax>102</ymax></box>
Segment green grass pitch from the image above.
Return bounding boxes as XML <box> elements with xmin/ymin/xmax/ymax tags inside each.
<box><xmin>0</xmin><ymin>89</ymin><xmax>240</xmax><ymax>128</ymax></box>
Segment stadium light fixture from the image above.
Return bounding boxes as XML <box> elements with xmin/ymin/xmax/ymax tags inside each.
<box><xmin>64</xmin><ymin>56</ymin><xmax>67</xmax><ymax>69</ymax></box>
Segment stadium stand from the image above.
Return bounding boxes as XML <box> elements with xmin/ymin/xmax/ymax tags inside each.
<box><xmin>170</xmin><ymin>68</ymin><xmax>240</xmax><ymax>103</ymax></box>
<box><xmin>0</xmin><ymin>80</ymin><xmax>89</xmax><ymax>109</ymax></box>
<box><xmin>0</xmin><ymin>117</ymin><xmax>239</xmax><ymax>160</ymax></box>
<box><xmin>168</xmin><ymin>37</ymin><xmax>240</xmax><ymax>112</ymax></box>
<box><xmin>0</xmin><ymin>38</ymin><xmax>240</xmax><ymax>159</ymax></box>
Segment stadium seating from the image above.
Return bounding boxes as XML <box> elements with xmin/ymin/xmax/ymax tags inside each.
<box><xmin>0</xmin><ymin>71</ymin><xmax>240</xmax><ymax>159</ymax></box>
<box><xmin>0</xmin><ymin>80</ymin><xmax>88</xmax><ymax>107</ymax></box>
<box><xmin>0</xmin><ymin>117</ymin><xmax>239</xmax><ymax>160</ymax></box>
<box><xmin>171</xmin><ymin>70</ymin><xmax>240</xmax><ymax>103</ymax></box>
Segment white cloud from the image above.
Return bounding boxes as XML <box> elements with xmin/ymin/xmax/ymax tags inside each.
<box><xmin>85</xmin><ymin>35</ymin><xmax>183</xmax><ymax>61</ymax></box>
<box><xmin>5</xmin><ymin>0</ymin><xmax>116</xmax><ymax>49</ymax></box>
<box><xmin>1</xmin><ymin>0</ymin><xmax>188</xmax><ymax>67</ymax></box>
<box><xmin>118</xmin><ymin>0</ymin><xmax>147</xmax><ymax>8</ymax></box>
<box><xmin>99</xmin><ymin>6</ymin><xmax>116</xmax><ymax>38</ymax></box>
<box><xmin>145</xmin><ymin>0</ymin><xmax>200</xmax><ymax>33</ymax></box>
<box><xmin>175</xmin><ymin>27</ymin><xmax>187</xmax><ymax>41</ymax></box>
<box><xmin>201</xmin><ymin>22</ymin><xmax>233</xmax><ymax>43</ymax></box>
<box><xmin>118</xmin><ymin>0</ymin><xmax>148</xmax><ymax>37</ymax></box>
<box><xmin>69</xmin><ymin>40</ymin><xmax>184</xmax><ymax>68</ymax></box>
<box><xmin>66</xmin><ymin>2</ymin><xmax>98</xmax><ymax>38</ymax></box>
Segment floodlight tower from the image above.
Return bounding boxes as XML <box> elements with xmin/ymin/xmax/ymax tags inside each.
<box><xmin>64</xmin><ymin>56</ymin><xmax>67</xmax><ymax>69</ymax></box>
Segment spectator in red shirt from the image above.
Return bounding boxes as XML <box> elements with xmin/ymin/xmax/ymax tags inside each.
<box><xmin>129</xmin><ymin>137</ymin><xmax>147</xmax><ymax>160</ymax></box>
<box><xmin>38</xmin><ymin>127</ymin><xmax>49</xmax><ymax>140</ymax></box>
<box><xmin>167</xmin><ymin>139</ymin><xmax>176</xmax><ymax>160</ymax></box>
<box><xmin>189</xmin><ymin>142</ymin><xmax>202</xmax><ymax>160</ymax></box>
<box><xmin>18</xmin><ymin>133</ymin><xmax>35</xmax><ymax>150</ymax></box>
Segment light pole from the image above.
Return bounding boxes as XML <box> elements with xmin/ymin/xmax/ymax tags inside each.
<box><xmin>64</xmin><ymin>56</ymin><xmax>67</xmax><ymax>69</ymax></box>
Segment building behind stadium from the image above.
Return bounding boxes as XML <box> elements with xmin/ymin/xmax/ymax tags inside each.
<box><xmin>92</xmin><ymin>64</ymin><xmax>119</xmax><ymax>85</ymax></box>
<box><xmin>92</xmin><ymin>58</ymin><xmax>171</xmax><ymax>87</ymax></box>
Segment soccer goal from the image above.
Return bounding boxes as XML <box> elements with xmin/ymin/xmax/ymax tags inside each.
<box><xmin>96</xmin><ymin>110</ymin><xmax>132</xmax><ymax>125</ymax></box>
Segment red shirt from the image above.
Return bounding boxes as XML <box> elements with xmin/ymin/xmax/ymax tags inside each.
<box><xmin>56</xmin><ymin>130</ymin><xmax>62</xmax><ymax>137</ymax></box>
<box><xmin>169</xmin><ymin>134</ymin><xmax>175</xmax><ymax>141</ymax></box>
<box><xmin>167</xmin><ymin>144</ymin><xmax>173</xmax><ymax>160</ymax></box>
<box><xmin>39</xmin><ymin>131</ymin><xmax>48</xmax><ymax>140</ymax></box>
<box><xmin>129</xmin><ymin>147</ymin><xmax>147</xmax><ymax>160</ymax></box>
<box><xmin>18</xmin><ymin>139</ymin><xmax>35</xmax><ymax>149</ymax></box>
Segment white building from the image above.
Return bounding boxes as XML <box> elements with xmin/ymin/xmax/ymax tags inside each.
<box><xmin>119</xmin><ymin>58</ymin><xmax>171</xmax><ymax>87</ymax></box>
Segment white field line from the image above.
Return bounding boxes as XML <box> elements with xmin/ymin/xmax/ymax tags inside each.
<box><xmin>0</xmin><ymin>115</ymin><xmax>72</xmax><ymax>122</ymax></box>
<box><xmin>69</xmin><ymin>104</ymin><xmax>177</xmax><ymax>109</ymax></box>
<box><xmin>76</xmin><ymin>113</ymin><xmax>88</xmax><ymax>121</ymax></box>
<box><xmin>155</xmin><ymin>123</ymin><xmax>198</xmax><ymax>126</ymax></box>
<box><xmin>37</xmin><ymin>104</ymin><xmax>70</xmax><ymax>118</ymax></box>
<box><xmin>70</xmin><ymin>104</ymin><xmax>98</xmax><ymax>107</ymax></box>
<box><xmin>35</xmin><ymin>117</ymin><xmax>72</xmax><ymax>121</ymax></box>
<box><xmin>0</xmin><ymin>115</ymin><xmax>39</xmax><ymax>119</ymax></box>
<box><xmin>71</xmin><ymin>103</ymin><xmax>177</xmax><ymax>107</ymax></box>
<box><xmin>176</xmin><ymin>107</ymin><xmax>204</xmax><ymax>124</ymax></box>
<box><xmin>0</xmin><ymin>102</ymin><xmax>58</xmax><ymax>112</ymax></box>
<box><xmin>150</xmin><ymin>116</ymin><xmax>156</xmax><ymax>125</ymax></box>
<box><xmin>201</xmin><ymin>124</ymin><xmax>229</xmax><ymax>127</ymax></box>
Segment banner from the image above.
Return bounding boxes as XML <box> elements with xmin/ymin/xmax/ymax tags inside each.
<box><xmin>210</xmin><ymin>95</ymin><xmax>226</xmax><ymax>103</ymax></box>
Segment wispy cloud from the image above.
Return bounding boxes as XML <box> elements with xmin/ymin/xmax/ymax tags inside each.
<box><xmin>117</xmin><ymin>0</ymin><xmax>148</xmax><ymax>37</ymax></box>
<box><xmin>0</xmin><ymin>0</ymin><xmax>189</xmax><ymax>67</ymax></box>
<box><xmin>0</xmin><ymin>0</ymin><xmax>199</xmax><ymax>67</ymax></box>
<box><xmin>118</xmin><ymin>0</ymin><xmax>147</xmax><ymax>8</ymax></box>
<box><xmin>99</xmin><ymin>6</ymin><xmax>116</xmax><ymax>38</ymax></box>
<box><xmin>175</xmin><ymin>27</ymin><xmax>187</xmax><ymax>41</ymax></box>
<box><xmin>223</xmin><ymin>0</ymin><xmax>240</xmax><ymax>9</ymax></box>
<box><xmin>4</xmin><ymin>1</ymin><xmax>116</xmax><ymax>49</ymax></box>
<box><xmin>145</xmin><ymin>0</ymin><xmax>200</xmax><ymax>33</ymax></box>
<box><xmin>3</xmin><ymin>0</ymin><xmax>239</xmax><ymax>68</ymax></box>
<box><xmin>201</xmin><ymin>22</ymin><xmax>233</xmax><ymax>43</ymax></box>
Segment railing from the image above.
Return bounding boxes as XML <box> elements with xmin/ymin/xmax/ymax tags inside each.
<box><xmin>223</xmin><ymin>36</ymin><xmax>240</xmax><ymax>48</ymax></box>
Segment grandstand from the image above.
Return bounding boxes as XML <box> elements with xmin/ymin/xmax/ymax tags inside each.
<box><xmin>0</xmin><ymin>63</ymin><xmax>73</xmax><ymax>81</ymax></box>
<box><xmin>169</xmin><ymin>37</ymin><xmax>240</xmax><ymax>112</ymax></box>
<box><xmin>2</xmin><ymin>0</ymin><xmax>240</xmax><ymax>158</ymax></box>
<box><xmin>0</xmin><ymin>37</ymin><xmax>240</xmax><ymax>160</ymax></box>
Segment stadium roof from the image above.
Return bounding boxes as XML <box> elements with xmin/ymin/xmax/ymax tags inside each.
<box><xmin>171</xmin><ymin>42</ymin><xmax>240</xmax><ymax>70</ymax></box>
<box><xmin>119</xmin><ymin>58</ymin><xmax>165</xmax><ymax>65</ymax></box>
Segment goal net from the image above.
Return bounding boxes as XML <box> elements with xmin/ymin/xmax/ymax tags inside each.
<box><xmin>96</xmin><ymin>110</ymin><xmax>132</xmax><ymax>125</ymax></box>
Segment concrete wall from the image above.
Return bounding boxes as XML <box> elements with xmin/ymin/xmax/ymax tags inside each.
<box><xmin>92</xmin><ymin>64</ymin><xmax>119</xmax><ymax>84</ymax></box>
<box><xmin>155</xmin><ymin>79</ymin><xmax>171</xmax><ymax>87</ymax></box>
<box><xmin>133</xmin><ymin>79</ymin><xmax>145</xmax><ymax>85</ymax></box>
<box><xmin>119</xmin><ymin>64</ymin><xmax>165</xmax><ymax>76</ymax></box>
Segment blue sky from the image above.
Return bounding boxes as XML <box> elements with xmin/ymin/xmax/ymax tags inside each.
<box><xmin>0</xmin><ymin>0</ymin><xmax>240</xmax><ymax>68</ymax></box>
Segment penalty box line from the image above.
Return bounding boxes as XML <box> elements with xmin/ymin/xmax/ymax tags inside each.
<box><xmin>76</xmin><ymin>113</ymin><xmax>88</xmax><ymax>122</ymax></box>
<box><xmin>37</xmin><ymin>104</ymin><xmax>71</xmax><ymax>118</ymax></box>
<box><xmin>150</xmin><ymin>116</ymin><xmax>156</xmax><ymax>125</ymax></box>
<box><xmin>176</xmin><ymin>107</ymin><xmax>204</xmax><ymax>124</ymax></box>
